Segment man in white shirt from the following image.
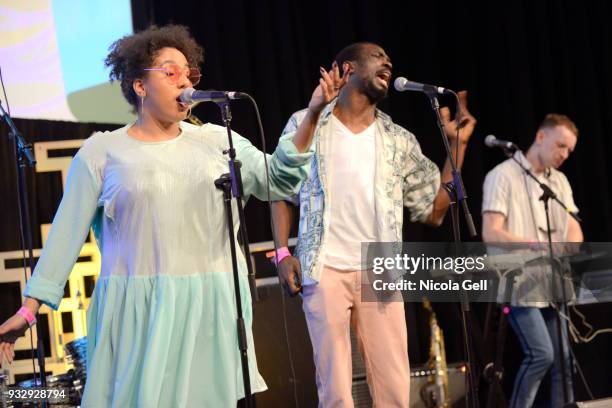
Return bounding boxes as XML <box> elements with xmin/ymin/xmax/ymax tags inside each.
<box><xmin>482</xmin><ymin>114</ymin><xmax>583</xmax><ymax>408</ymax></box>
<box><xmin>272</xmin><ymin>42</ymin><xmax>476</xmax><ymax>407</ymax></box>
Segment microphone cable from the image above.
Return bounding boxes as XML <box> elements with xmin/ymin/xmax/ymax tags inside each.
<box><xmin>191</xmin><ymin>93</ymin><xmax>301</xmax><ymax>408</ymax></box>
<box><xmin>242</xmin><ymin>93</ymin><xmax>301</xmax><ymax>408</ymax></box>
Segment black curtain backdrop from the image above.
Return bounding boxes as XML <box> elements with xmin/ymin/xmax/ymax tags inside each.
<box><xmin>1</xmin><ymin>0</ymin><xmax>611</xmax><ymax>402</ymax></box>
<box><xmin>130</xmin><ymin>0</ymin><xmax>612</xmax><ymax>244</ymax></box>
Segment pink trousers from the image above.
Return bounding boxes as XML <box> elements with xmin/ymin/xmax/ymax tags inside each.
<box><xmin>302</xmin><ymin>265</ymin><xmax>410</xmax><ymax>407</ymax></box>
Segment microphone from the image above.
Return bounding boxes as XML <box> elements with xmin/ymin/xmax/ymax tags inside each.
<box><xmin>484</xmin><ymin>134</ymin><xmax>518</xmax><ymax>151</ymax></box>
<box><xmin>180</xmin><ymin>88</ymin><xmax>247</xmax><ymax>104</ymax></box>
<box><xmin>393</xmin><ymin>77</ymin><xmax>452</xmax><ymax>95</ymax></box>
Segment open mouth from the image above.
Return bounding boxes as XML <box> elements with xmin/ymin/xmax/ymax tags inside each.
<box><xmin>176</xmin><ymin>97</ymin><xmax>189</xmax><ymax>112</ymax></box>
<box><xmin>376</xmin><ymin>70</ymin><xmax>391</xmax><ymax>87</ymax></box>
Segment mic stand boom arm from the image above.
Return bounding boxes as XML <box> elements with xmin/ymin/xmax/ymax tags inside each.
<box><xmin>504</xmin><ymin>147</ymin><xmax>581</xmax><ymax>223</ymax></box>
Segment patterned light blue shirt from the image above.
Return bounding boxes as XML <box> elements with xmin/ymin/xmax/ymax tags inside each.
<box><xmin>282</xmin><ymin>101</ymin><xmax>440</xmax><ymax>284</ymax></box>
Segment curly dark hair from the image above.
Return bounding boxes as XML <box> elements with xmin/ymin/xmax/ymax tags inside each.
<box><xmin>105</xmin><ymin>24</ymin><xmax>204</xmax><ymax>110</ymax></box>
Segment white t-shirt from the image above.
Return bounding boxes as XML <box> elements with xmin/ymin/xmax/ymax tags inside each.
<box><xmin>321</xmin><ymin>115</ymin><xmax>377</xmax><ymax>270</ymax></box>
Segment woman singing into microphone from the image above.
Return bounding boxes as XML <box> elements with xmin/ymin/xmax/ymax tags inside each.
<box><xmin>0</xmin><ymin>24</ymin><xmax>316</xmax><ymax>407</ymax></box>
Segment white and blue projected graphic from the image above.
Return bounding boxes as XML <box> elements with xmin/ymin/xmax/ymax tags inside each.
<box><xmin>0</xmin><ymin>0</ymin><xmax>135</xmax><ymax>123</ymax></box>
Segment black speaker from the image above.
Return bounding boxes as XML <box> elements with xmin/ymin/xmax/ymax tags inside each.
<box><xmin>352</xmin><ymin>378</ymin><xmax>373</xmax><ymax>407</ymax></box>
<box><xmin>252</xmin><ymin>278</ymin><xmax>470</xmax><ymax>408</ymax></box>
<box><xmin>252</xmin><ymin>279</ymin><xmax>318</xmax><ymax>408</ymax></box>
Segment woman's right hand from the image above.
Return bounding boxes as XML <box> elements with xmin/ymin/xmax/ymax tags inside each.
<box><xmin>0</xmin><ymin>312</ymin><xmax>31</xmax><ymax>367</ymax></box>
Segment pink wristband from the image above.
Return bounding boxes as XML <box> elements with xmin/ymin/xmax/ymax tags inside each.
<box><xmin>274</xmin><ymin>247</ymin><xmax>292</xmax><ymax>265</ymax></box>
<box><xmin>17</xmin><ymin>306</ymin><xmax>36</xmax><ymax>327</ymax></box>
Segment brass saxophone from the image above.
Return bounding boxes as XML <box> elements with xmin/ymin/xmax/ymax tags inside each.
<box><xmin>421</xmin><ymin>298</ymin><xmax>450</xmax><ymax>408</ymax></box>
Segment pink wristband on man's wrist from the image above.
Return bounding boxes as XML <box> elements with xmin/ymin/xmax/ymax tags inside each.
<box><xmin>17</xmin><ymin>306</ymin><xmax>36</xmax><ymax>327</ymax></box>
<box><xmin>274</xmin><ymin>247</ymin><xmax>291</xmax><ymax>265</ymax></box>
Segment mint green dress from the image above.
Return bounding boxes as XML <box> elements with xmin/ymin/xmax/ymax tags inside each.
<box><xmin>24</xmin><ymin>121</ymin><xmax>312</xmax><ymax>407</ymax></box>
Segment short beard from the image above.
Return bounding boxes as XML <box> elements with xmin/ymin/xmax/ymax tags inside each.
<box><xmin>362</xmin><ymin>80</ymin><xmax>388</xmax><ymax>104</ymax></box>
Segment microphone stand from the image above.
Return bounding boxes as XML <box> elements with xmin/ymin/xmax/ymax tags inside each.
<box><xmin>211</xmin><ymin>96</ymin><xmax>257</xmax><ymax>408</ymax></box>
<box><xmin>503</xmin><ymin>146</ymin><xmax>577</xmax><ymax>405</ymax></box>
<box><xmin>425</xmin><ymin>90</ymin><xmax>479</xmax><ymax>407</ymax></box>
<box><xmin>0</xmin><ymin>102</ymin><xmax>49</xmax><ymax>407</ymax></box>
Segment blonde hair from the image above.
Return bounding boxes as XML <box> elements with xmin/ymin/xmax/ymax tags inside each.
<box><xmin>538</xmin><ymin>113</ymin><xmax>579</xmax><ymax>137</ymax></box>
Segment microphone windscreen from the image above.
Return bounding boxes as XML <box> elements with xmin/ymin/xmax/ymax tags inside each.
<box><xmin>393</xmin><ymin>77</ymin><xmax>408</xmax><ymax>91</ymax></box>
<box><xmin>180</xmin><ymin>88</ymin><xmax>195</xmax><ymax>104</ymax></box>
<box><xmin>484</xmin><ymin>134</ymin><xmax>497</xmax><ymax>147</ymax></box>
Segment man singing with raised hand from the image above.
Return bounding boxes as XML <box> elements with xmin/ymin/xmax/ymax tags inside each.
<box><xmin>272</xmin><ymin>42</ymin><xmax>476</xmax><ymax>406</ymax></box>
